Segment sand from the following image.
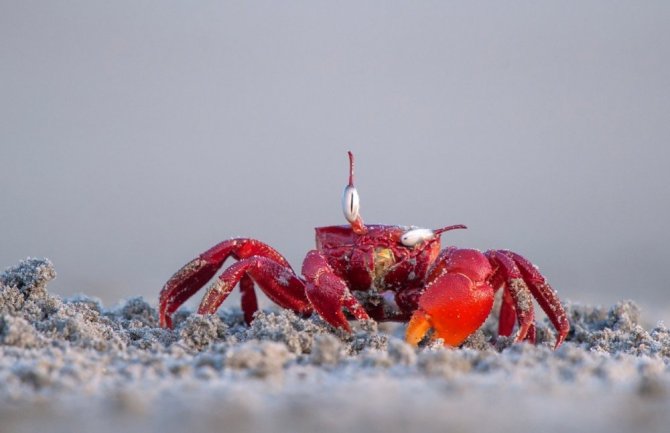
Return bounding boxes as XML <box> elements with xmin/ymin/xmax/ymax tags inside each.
<box><xmin>1</xmin><ymin>257</ymin><xmax>669</xmax><ymax>433</ymax></box>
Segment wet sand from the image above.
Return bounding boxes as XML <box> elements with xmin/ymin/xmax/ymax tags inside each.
<box><xmin>1</xmin><ymin>258</ymin><xmax>669</xmax><ymax>433</ymax></box>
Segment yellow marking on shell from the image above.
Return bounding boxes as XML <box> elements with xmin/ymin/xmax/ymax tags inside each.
<box><xmin>373</xmin><ymin>247</ymin><xmax>396</xmax><ymax>288</ymax></box>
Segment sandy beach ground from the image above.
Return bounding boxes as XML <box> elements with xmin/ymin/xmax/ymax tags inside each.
<box><xmin>1</xmin><ymin>258</ymin><xmax>669</xmax><ymax>433</ymax></box>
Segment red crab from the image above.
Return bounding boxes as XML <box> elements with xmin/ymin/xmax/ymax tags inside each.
<box><xmin>159</xmin><ymin>152</ymin><xmax>569</xmax><ymax>348</ymax></box>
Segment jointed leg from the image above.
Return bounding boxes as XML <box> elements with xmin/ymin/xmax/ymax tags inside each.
<box><xmin>159</xmin><ymin>257</ymin><xmax>220</xmax><ymax>328</ymax></box>
<box><xmin>487</xmin><ymin>249</ymin><xmax>569</xmax><ymax>348</ymax></box>
<box><xmin>487</xmin><ymin>269</ymin><xmax>516</xmax><ymax>337</ymax></box>
<box><xmin>498</xmin><ymin>288</ymin><xmax>517</xmax><ymax>337</ymax></box>
<box><xmin>503</xmin><ymin>250</ymin><xmax>569</xmax><ymax>347</ymax></box>
<box><xmin>239</xmin><ymin>274</ymin><xmax>258</xmax><ymax>324</ymax></box>
<box><xmin>159</xmin><ymin>238</ymin><xmax>294</xmax><ymax>328</ymax></box>
<box><xmin>198</xmin><ymin>256</ymin><xmax>312</xmax><ymax>317</ymax></box>
<box><xmin>486</xmin><ymin>250</ymin><xmax>536</xmax><ymax>343</ymax></box>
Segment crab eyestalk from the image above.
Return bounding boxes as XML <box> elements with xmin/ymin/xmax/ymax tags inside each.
<box><xmin>434</xmin><ymin>224</ymin><xmax>468</xmax><ymax>235</ymax></box>
<box><xmin>342</xmin><ymin>151</ymin><xmax>366</xmax><ymax>234</ymax></box>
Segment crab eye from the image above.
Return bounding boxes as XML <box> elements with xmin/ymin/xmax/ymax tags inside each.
<box><xmin>400</xmin><ymin>228</ymin><xmax>435</xmax><ymax>247</ymax></box>
<box><xmin>342</xmin><ymin>185</ymin><xmax>360</xmax><ymax>223</ymax></box>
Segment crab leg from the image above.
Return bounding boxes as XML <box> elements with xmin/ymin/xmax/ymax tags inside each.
<box><xmin>498</xmin><ymin>288</ymin><xmax>518</xmax><ymax>338</ymax></box>
<box><xmin>301</xmin><ymin>250</ymin><xmax>371</xmax><ymax>332</ymax></box>
<box><xmin>406</xmin><ymin>248</ymin><xmax>495</xmax><ymax>346</ymax></box>
<box><xmin>485</xmin><ymin>250</ymin><xmax>536</xmax><ymax>343</ymax></box>
<box><xmin>239</xmin><ymin>274</ymin><xmax>258</xmax><ymax>325</ymax></box>
<box><xmin>159</xmin><ymin>238</ymin><xmax>293</xmax><ymax>328</ymax></box>
<box><xmin>486</xmin><ymin>268</ymin><xmax>517</xmax><ymax>338</ymax></box>
<box><xmin>499</xmin><ymin>250</ymin><xmax>570</xmax><ymax>348</ymax></box>
<box><xmin>198</xmin><ymin>256</ymin><xmax>312</xmax><ymax>317</ymax></box>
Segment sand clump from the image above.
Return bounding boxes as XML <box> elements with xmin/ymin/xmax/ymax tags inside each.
<box><xmin>1</xmin><ymin>257</ymin><xmax>670</xmax><ymax>433</ymax></box>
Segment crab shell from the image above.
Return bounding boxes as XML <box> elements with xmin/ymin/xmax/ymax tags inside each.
<box><xmin>315</xmin><ymin>224</ymin><xmax>439</xmax><ymax>298</ymax></box>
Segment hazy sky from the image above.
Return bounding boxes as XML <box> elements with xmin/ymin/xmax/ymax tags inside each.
<box><xmin>1</xmin><ymin>2</ymin><xmax>669</xmax><ymax>320</ymax></box>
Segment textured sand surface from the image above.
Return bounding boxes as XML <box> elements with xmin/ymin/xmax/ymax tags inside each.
<box><xmin>1</xmin><ymin>258</ymin><xmax>669</xmax><ymax>433</ymax></box>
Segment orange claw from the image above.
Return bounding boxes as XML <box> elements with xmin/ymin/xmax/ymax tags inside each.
<box><xmin>405</xmin><ymin>270</ymin><xmax>495</xmax><ymax>347</ymax></box>
<box><xmin>406</xmin><ymin>309</ymin><xmax>433</xmax><ymax>346</ymax></box>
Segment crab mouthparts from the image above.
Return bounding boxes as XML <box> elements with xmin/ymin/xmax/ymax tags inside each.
<box><xmin>433</xmin><ymin>224</ymin><xmax>467</xmax><ymax>235</ymax></box>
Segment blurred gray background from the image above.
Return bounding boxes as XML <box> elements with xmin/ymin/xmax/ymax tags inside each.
<box><xmin>1</xmin><ymin>1</ymin><xmax>669</xmax><ymax>320</ymax></box>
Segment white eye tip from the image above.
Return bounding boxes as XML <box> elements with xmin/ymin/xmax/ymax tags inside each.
<box><xmin>342</xmin><ymin>185</ymin><xmax>360</xmax><ymax>223</ymax></box>
<box><xmin>400</xmin><ymin>228</ymin><xmax>435</xmax><ymax>247</ymax></box>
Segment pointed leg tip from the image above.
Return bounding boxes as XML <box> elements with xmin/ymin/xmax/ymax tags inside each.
<box><xmin>159</xmin><ymin>314</ymin><xmax>173</xmax><ymax>329</ymax></box>
<box><xmin>554</xmin><ymin>332</ymin><xmax>568</xmax><ymax>349</ymax></box>
<box><xmin>158</xmin><ymin>302</ymin><xmax>171</xmax><ymax>329</ymax></box>
<box><xmin>242</xmin><ymin>312</ymin><xmax>254</xmax><ymax>326</ymax></box>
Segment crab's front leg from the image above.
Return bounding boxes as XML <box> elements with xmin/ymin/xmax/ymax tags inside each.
<box><xmin>406</xmin><ymin>249</ymin><xmax>495</xmax><ymax>346</ymax></box>
<box><xmin>301</xmin><ymin>250</ymin><xmax>371</xmax><ymax>332</ymax></box>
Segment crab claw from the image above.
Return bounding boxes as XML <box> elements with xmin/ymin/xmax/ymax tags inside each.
<box><xmin>301</xmin><ymin>250</ymin><xmax>371</xmax><ymax>332</ymax></box>
<box><xmin>406</xmin><ymin>249</ymin><xmax>495</xmax><ymax>347</ymax></box>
